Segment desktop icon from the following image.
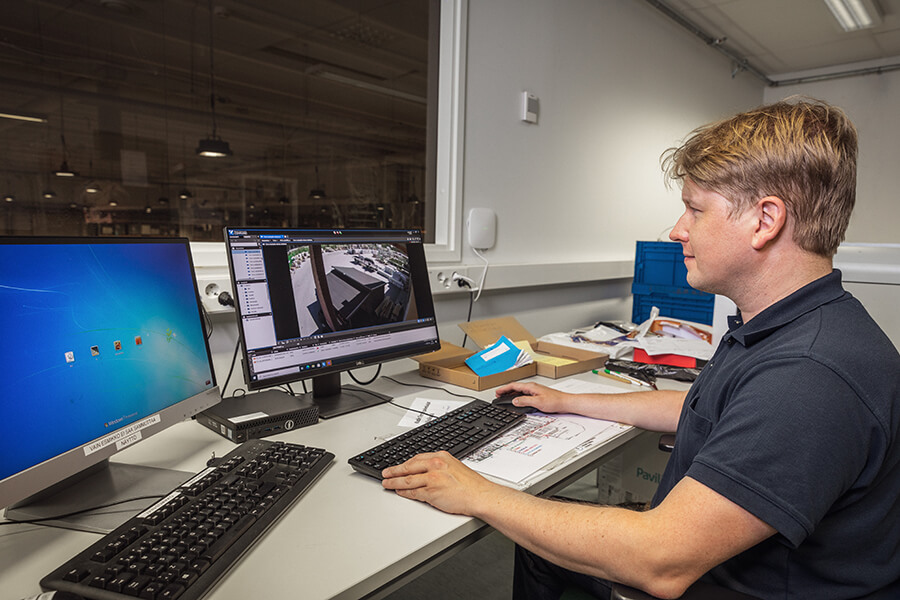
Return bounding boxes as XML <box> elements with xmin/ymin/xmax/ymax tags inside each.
<box><xmin>114</xmin><ymin>340</ymin><xmax>123</xmax><ymax>351</ymax></box>
<box><xmin>90</xmin><ymin>345</ymin><xmax>100</xmax><ymax>357</ymax></box>
<box><xmin>65</xmin><ymin>351</ymin><xmax>75</xmax><ymax>364</ymax></box>
<box><xmin>135</xmin><ymin>335</ymin><xmax>142</xmax><ymax>346</ymax></box>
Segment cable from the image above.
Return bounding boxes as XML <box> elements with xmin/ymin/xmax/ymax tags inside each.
<box><xmin>387</xmin><ymin>400</ymin><xmax>437</xmax><ymax>417</ymax></box>
<box><xmin>348</xmin><ymin>364</ymin><xmax>382</xmax><ymax>386</ymax></box>
<box><xmin>461</xmin><ymin>288</ymin><xmax>475</xmax><ymax>348</ymax></box>
<box><xmin>0</xmin><ymin>495</ymin><xmax>165</xmax><ymax>528</ymax></box>
<box><xmin>381</xmin><ymin>375</ymin><xmax>482</xmax><ymax>417</ymax></box>
<box><xmin>382</xmin><ymin>375</ymin><xmax>480</xmax><ymax>401</ymax></box>
<box><xmin>220</xmin><ymin>337</ymin><xmax>242</xmax><ymax>398</ymax></box>
<box><xmin>201</xmin><ymin>304</ymin><xmax>213</xmax><ymax>340</ymax></box>
<box><xmin>450</xmin><ymin>274</ymin><xmax>477</xmax><ymax>348</ymax></box>
<box><xmin>452</xmin><ymin>272</ymin><xmax>477</xmax><ymax>288</ymax></box>
<box><xmin>217</xmin><ymin>291</ymin><xmax>234</xmax><ymax>307</ymax></box>
<box><xmin>472</xmin><ymin>247</ymin><xmax>489</xmax><ymax>302</ymax></box>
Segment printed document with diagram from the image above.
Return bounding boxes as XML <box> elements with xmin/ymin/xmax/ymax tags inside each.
<box><xmin>462</xmin><ymin>379</ymin><xmax>632</xmax><ymax>489</ymax></box>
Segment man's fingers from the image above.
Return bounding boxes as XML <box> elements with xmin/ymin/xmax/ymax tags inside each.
<box><xmin>381</xmin><ymin>451</ymin><xmax>452</xmax><ymax>481</ymax></box>
<box><xmin>382</xmin><ymin>473</ymin><xmax>422</xmax><ymax>491</ymax></box>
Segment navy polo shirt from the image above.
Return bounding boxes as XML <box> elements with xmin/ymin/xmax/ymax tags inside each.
<box><xmin>651</xmin><ymin>270</ymin><xmax>900</xmax><ymax>599</ymax></box>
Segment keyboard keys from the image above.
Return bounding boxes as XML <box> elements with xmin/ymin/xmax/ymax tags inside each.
<box><xmin>40</xmin><ymin>440</ymin><xmax>334</xmax><ymax>600</ymax></box>
<box><xmin>349</xmin><ymin>399</ymin><xmax>527</xmax><ymax>479</ymax></box>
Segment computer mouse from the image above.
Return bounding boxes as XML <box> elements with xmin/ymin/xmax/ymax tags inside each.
<box><xmin>492</xmin><ymin>391</ymin><xmax>538</xmax><ymax>414</ymax></box>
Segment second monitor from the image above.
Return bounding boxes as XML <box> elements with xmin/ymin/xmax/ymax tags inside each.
<box><xmin>224</xmin><ymin>228</ymin><xmax>440</xmax><ymax>418</ymax></box>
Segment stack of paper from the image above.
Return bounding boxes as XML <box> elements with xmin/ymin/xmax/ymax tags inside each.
<box><xmin>464</xmin><ymin>335</ymin><xmax>533</xmax><ymax>377</ymax></box>
<box><xmin>513</xmin><ymin>340</ymin><xmax>576</xmax><ymax>367</ymax></box>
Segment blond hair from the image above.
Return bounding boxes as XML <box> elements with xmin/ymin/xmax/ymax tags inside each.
<box><xmin>662</xmin><ymin>98</ymin><xmax>857</xmax><ymax>257</ymax></box>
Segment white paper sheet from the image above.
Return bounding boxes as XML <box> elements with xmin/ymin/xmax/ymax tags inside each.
<box><xmin>395</xmin><ymin>382</ymin><xmax>633</xmax><ymax>488</ymax></box>
<box><xmin>462</xmin><ymin>379</ymin><xmax>631</xmax><ymax>487</ymax></box>
<box><xmin>397</xmin><ymin>397</ymin><xmax>466</xmax><ymax>428</ymax></box>
<box><xmin>463</xmin><ymin>413</ymin><xmax>629</xmax><ymax>487</ymax></box>
<box><xmin>636</xmin><ymin>336</ymin><xmax>714</xmax><ymax>360</ymax></box>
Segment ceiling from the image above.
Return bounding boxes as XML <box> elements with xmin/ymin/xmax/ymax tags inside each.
<box><xmin>660</xmin><ymin>0</ymin><xmax>900</xmax><ymax>82</ymax></box>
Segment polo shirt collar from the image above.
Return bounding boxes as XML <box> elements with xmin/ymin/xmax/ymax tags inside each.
<box><xmin>724</xmin><ymin>269</ymin><xmax>846</xmax><ymax>347</ymax></box>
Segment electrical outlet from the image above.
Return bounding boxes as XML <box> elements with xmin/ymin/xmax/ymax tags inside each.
<box><xmin>196</xmin><ymin>274</ymin><xmax>234</xmax><ymax>313</ymax></box>
<box><xmin>427</xmin><ymin>267</ymin><xmax>470</xmax><ymax>293</ymax></box>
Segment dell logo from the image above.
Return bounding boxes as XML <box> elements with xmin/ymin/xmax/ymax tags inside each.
<box><xmin>285</xmin><ymin>420</ymin><xmax>295</xmax><ymax>430</ymax></box>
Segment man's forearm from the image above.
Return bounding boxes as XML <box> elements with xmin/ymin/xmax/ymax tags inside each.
<box><xmin>560</xmin><ymin>389</ymin><xmax>686</xmax><ymax>432</ymax></box>
<box><xmin>470</xmin><ymin>475</ymin><xmax>773</xmax><ymax>599</ymax></box>
<box><xmin>472</xmin><ymin>486</ymin><xmax>687</xmax><ymax>596</ymax></box>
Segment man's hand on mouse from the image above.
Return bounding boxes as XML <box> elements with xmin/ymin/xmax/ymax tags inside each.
<box><xmin>494</xmin><ymin>382</ymin><xmax>570</xmax><ymax>414</ymax></box>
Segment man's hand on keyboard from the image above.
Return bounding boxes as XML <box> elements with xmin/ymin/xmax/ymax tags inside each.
<box><xmin>381</xmin><ymin>451</ymin><xmax>501</xmax><ymax>516</ymax></box>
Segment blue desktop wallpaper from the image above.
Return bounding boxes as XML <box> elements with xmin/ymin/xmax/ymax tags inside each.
<box><xmin>0</xmin><ymin>241</ymin><xmax>216</xmax><ymax>482</ymax></box>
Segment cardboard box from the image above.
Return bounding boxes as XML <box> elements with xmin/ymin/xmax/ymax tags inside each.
<box><xmin>459</xmin><ymin>316</ymin><xmax>606</xmax><ymax>379</ymax></box>
<box><xmin>413</xmin><ymin>317</ymin><xmax>605</xmax><ymax>390</ymax></box>
<box><xmin>595</xmin><ymin>430</ymin><xmax>671</xmax><ymax>505</ymax></box>
<box><xmin>414</xmin><ymin>340</ymin><xmax>537</xmax><ymax>390</ymax></box>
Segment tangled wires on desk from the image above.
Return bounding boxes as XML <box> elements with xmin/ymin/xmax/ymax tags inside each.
<box><xmin>604</xmin><ymin>358</ymin><xmax>702</xmax><ymax>384</ymax></box>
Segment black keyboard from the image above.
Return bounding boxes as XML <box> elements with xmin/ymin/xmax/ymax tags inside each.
<box><xmin>41</xmin><ymin>439</ymin><xmax>334</xmax><ymax>600</ymax></box>
<box><xmin>349</xmin><ymin>399</ymin><xmax>527</xmax><ymax>479</ymax></box>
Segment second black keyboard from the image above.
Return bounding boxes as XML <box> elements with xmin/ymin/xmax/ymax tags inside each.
<box><xmin>349</xmin><ymin>399</ymin><xmax>528</xmax><ymax>479</ymax></box>
<box><xmin>41</xmin><ymin>439</ymin><xmax>334</xmax><ymax>600</ymax></box>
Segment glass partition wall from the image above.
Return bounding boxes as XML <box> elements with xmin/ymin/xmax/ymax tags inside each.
<box><xmin>0</xmin><ymin>0</ymin><xmax>436</xmax><ymax>242</ymax></box>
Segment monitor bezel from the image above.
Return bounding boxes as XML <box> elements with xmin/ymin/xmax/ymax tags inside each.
<box><xmin>0</xmin><ymin>236</ymin><xmax>220</xmax><ymax>515</ymax></box>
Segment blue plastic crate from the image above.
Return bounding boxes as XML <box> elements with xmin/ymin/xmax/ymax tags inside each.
<box><xmin>633</xmin><ymin>241</ymin><xmax>690</xmax><ymax>288</ymax></box>
<box><xmin>631</xmin><ymin>291</ymin><xmax>714</xmax><ymax>325</ymax></box>
<box><xmin>631</xmin><ymin>241</ymin><xmax>714</xmax><ymax>325</ymax></box>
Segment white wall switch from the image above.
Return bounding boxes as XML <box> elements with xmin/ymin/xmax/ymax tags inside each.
<box><xmin>521</xmin><ymin>91</ymin><xmax>539</xmax><ymax>124</ymax></box>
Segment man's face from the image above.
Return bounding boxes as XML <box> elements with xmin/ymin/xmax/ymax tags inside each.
<box><xmin>669</xmin><ymin>178</ymin><xmax>753</xmax><ymax>296</ymax></box>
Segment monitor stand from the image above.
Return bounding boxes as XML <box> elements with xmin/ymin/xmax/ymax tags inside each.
<box><xmin>311</xmin><ymin>372</ymin><xmax>390</xmax><ymax>419</ymax></box>
<box><xmin>4</xmin><ymin>460</ymin><xmax>193</xmax><ymax>534</ymax></box>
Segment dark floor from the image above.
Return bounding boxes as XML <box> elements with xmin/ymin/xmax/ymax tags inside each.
<box><xmin>383</xmin><ymin>531</ymin><xmax>516</xmax><ymax>600</ymax></box>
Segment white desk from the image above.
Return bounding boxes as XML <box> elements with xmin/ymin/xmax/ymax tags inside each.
<box><xmin>0</xmin><ymin>369</ymin><xmax>646</xmax><ymax>600</ymax></box>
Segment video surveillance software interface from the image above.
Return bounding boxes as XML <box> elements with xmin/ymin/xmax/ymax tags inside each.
<box><xmin>0</xmin><ymin>240</ymin><xmax>216</xmax><ymax>484</ymax></box>
<box><xmin>226</xmin><ymin>229</ymin><xmax>439</xmax><ymax>386</ymax></box>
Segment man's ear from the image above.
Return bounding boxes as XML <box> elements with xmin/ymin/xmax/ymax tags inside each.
<box><xmin>750</xmin><ymin>196</ymin><xmax>787</xmax><ymax>250</ymax></box>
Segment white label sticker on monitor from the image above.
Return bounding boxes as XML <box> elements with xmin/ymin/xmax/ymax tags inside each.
<box><xmin>115</xmin><ymin>431</ymin><xmax>143</xmax><ymax>451</ymax></box>
<box><xmin>83</xmin><ymin>414</ymin><xmax>161</xmax><ymax>456</ymax></box>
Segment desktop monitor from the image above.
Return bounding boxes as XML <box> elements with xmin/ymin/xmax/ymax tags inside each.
<box><xmin>224</xmin><ymin>227</ymin><xmax>440</xmax><ymax>417</ymax></box>
<box><xmin>0</xmin><ymin>237</ymin><xmax>219</xmax><ymax>531</ymax></box>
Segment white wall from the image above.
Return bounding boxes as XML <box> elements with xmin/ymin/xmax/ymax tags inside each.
<box><xmin>764</xmin><ymin>64</ymin><xmax>900</xmax><ymax>245</ymax></box>
<box><xmin>426</xmin><ymin>0</ymin><xmax>764</xmax><ymax>348</ymax></box>
<box><xmin>761</xmin><ymin>64</ymin><xmax>900</xmax><ymax>344</ymax></box>
<box><xmin>458</xmin><ymin>0</ymin><xmax>763</xmax><ymax>267</ymax></box>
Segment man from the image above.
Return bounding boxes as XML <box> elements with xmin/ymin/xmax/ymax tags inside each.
<box><xmin>382</xmin><ymin>99</ymin><xmax>900</xmax><ymax>599</ymax></box>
